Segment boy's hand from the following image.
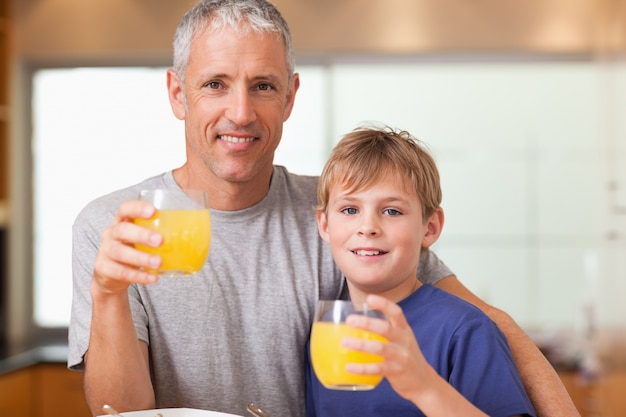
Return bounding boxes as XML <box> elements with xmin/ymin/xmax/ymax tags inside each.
<box><xmin>343</xmin><ymin>293</ymin><xmax>437</xmax><ymax>401</ymax></box>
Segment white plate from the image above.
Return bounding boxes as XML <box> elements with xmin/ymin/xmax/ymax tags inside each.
<box><xmin>97</xmin><ymin>408</ymin><xmax>244</xmax><ymax>417</ymax></box>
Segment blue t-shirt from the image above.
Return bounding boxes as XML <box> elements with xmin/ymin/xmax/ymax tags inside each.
<box><xmin>305</xmin><ymin>284</ymin><xmax>536</xmax><ymax>417</ymax></box>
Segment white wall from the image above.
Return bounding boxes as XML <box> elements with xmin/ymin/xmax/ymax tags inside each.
<box><xmin>327</xmin><ymin>60</ymin><xmax>625</xmax><ymax>330</ymax></box>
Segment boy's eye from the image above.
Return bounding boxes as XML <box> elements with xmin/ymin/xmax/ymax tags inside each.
<box><xmin>340</xmin><ymin>207</ymin><xmax>358</xmax><ymax>215</ymax></box>
<box><xmin>384</xmin><ymin>208</ymin><xmax>401</xmax><ymax>216</ymax></box>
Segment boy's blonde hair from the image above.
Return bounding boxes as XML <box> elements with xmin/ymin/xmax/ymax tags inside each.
<box><xmin>316</xmin><ymin>125</ymin><xmax>442</xmax><ymax>220</ymax></box>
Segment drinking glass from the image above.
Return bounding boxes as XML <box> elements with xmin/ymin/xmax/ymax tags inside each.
<box><xmin>310</xmin><ymin>300</ymin><xmax>387</xmax><ymax>391</ymax></box>
<box><xmin>134</xmin><ymin>188</ymin><xmax>211</xmax><ymax>276</ymax></box>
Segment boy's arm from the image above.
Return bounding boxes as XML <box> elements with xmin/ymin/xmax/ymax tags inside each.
<box><xmin>435</xmin><ymin>275</ymin><xmax>580</xmax><ymax>417</ymax></box>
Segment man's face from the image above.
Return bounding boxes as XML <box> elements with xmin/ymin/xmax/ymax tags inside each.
<box><xmin>168</xmin><ymin>25</ymin><xmax>299</xmax><ymax>185</ymax></box>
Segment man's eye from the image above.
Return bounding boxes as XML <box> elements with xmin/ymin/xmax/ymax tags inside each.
<box><xmin>257</xmin><ymin>83</ymin><xmax>273</xmax><ymax>91</ymax></box>
<box><xmin>384</xmin><ymin>208</ymin><xmax>401</xmax><ymax>216</ymax></box>
<box><xmin>341</xmin><ymin>207</ymin><xmax>358</xmax><ymax>215</ymax></box>
<box><xmin>207</xmin><ymin>81</ymin><xmax>221</xmax><ymax>89</ymax></box>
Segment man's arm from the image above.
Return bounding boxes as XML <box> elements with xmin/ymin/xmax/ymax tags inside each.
<box><xmin>83</xmin><ymin>289</ymin><xmax>155</xmax><ymax>416</ymax></box>
<box><xmin>435</xmin><ymin>275</ymin><xmax>581</xmax><ymax>417</ymax></box>
<box><xmin>81</xmin><ymin>199</ymin><xmax>163</xmax><ymax>416</ymax></box>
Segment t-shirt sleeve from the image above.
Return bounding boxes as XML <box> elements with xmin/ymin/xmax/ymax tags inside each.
<box><xmin>68</xmin><ymin>207</ymin><xmax>103</xmax><ymax>371</ymax></box>
<box><xmin>68</xmin><ymin>198</ymin><xmax>150</xmax><ymax>371</ymax></box>
<box><xmin>417</xmin><ymin>249</ymin><xmax>453</xmax><ymax>285</ymax></box>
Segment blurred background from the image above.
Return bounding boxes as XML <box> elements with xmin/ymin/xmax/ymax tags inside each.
<box><xmin>1</xmin><ymin>0</ymin><xmax>626</xmax><ymax>415</ymax></box>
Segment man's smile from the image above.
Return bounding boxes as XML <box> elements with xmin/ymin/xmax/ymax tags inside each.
<box><xmin>218</xmin><ymin>134</ymin><xmax>256</xmax><ymax>143</ymax></box>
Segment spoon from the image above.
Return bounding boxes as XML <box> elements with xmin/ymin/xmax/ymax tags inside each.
<box><xmin>246</xmin><ymin>402</ymin><xmax>271</xmax><ymax>417</ymax></box>
<box><xmin>102</xmin><ymin>404</ymin><xmax>124</xmax><ymax>416</ymax></box>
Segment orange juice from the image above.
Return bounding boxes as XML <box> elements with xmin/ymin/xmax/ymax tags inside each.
<box><xmin>135</xmin><ymin>208</ymin><xmax>211</xmax><ymax>276</ymax></box>
<box><xmin>310</xmin><ymin>321</ymin><xmax>386</xmax><ymax>390</ymax></box>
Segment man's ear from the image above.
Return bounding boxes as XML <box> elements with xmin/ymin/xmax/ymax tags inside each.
<box><xmin>422</xmin><ymin>207</ymin><xmax>444</xmax><ymax>249</ymax></box>
<box><xmin>167</xmin><ymin>68</ymin><xmax>186</xmax><ymax>121</ymax></box>
<box><xmin>316</xmin><ymin>210</ymin><xmax>331</xmax><ymax>244</ymax></box>
<box><xmin>282</xmin><ymin>72</ymin><xmax>300</xmax><ymax>122</ymax></box>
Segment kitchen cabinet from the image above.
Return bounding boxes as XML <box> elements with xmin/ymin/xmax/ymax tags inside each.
<box><xmin>37</xmin><ymin>364</ymin><xmax>90</xmax><ymax>417</ymax></box>
<box><xmin>0</xmin><ymin>363</ymin><xmax>89</xmax><ymax>417</ymax></box>
<box><xmin>0</xmin><ymin>366</ymin><xmax>32</xmax><ymax>416</ymax></box>
<box><xmin>2</xmin><ymin>360</ymin><xmax>626</xmax><ymax>417</ymax></box>
<box><xmin>559</xmin><ymin>371</ymin><xmax>626</xmax><ymax>417</ymax></box>
<box><xmin>0</xmin><ymin>0</ymin><xmax>8</xmax><ymax>203</ymax></box>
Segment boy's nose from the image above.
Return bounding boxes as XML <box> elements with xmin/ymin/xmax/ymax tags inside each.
<box><xmin>357</xmin><ymin>216</ymin><xmax>380</xmax><ymax>237</ymax></box>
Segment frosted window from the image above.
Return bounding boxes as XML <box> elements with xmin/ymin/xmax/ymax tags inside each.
<box><xmin>31</xmin><ymin>67</ymin><xmax>328</xmax><ymax>326</ymax></box>
<box><xmin>32</xmin><ymin>61</ymin><xmax>622</xmax><ymax>332</ymax></box>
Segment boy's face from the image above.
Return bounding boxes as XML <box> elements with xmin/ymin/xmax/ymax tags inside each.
<box><xmin>317</xmin><ymin>176</ymin><xmax>442</xmax><ymax>302</ymax></box>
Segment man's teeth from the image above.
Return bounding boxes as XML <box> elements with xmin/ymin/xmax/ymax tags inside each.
<box><xmin>220</xmin><ymin>135</ymin><xmax>255</xmax><ymax>143</ymax></box>
<box><xmin>354</xmin><ymin>250</ymin><xmax>383</xmax><ymax>256</ymax></box>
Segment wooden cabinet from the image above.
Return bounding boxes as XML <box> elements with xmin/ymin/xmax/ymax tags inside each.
<box><xmin>0</xmin><ymin>367</ymin><xmax>33</xmax><ymax>417</ymax></box>
<box><xmin>36</xmin><ymin>364</ymin><xmax>90</xmax><ymax>417</ymax></box>
<box><xmin>559</xmin><ymin>371</ymin><xmax>626</xmax><ymax>417</ymax></box>
<box><xmin>0</xmin><ymin>363</ymin><xmax>90</xmax><ymax>417</ymax></box>
<box><xmin>0</xmin><ymin>0</ymin><xmax>8</xmax><ymax>202</ymax></box>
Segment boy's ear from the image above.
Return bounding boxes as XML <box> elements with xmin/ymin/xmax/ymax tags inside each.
<box><xmin>316</xmin><ymin>210</ymin><xmax>331</xmax><ymax>243</ymax></box>
<box><xmin>422</xmin><ymin>208</ymin><xmax>444</xmax><ymax>249</ymax></box>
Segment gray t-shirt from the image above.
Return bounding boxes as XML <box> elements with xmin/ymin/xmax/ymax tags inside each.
<box><xmin>69</xmin><ymin>166</ymin><xmax>452</xmax><ymax>417</ymax></box>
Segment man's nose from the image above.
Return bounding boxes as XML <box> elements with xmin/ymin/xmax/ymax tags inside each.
<box><xmin>225</xmin><ymin>88</ymin><xmax>257</xmax><ymax>126</ymax></box>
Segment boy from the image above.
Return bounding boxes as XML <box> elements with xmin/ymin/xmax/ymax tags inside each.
<box><xmin>307</xmin><ymin>125</ymin><xmax>536</xmax><ymax>417</ymax></box>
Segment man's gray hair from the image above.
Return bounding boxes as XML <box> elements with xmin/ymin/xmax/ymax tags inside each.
<box><xmin>173</xmin><ymin>0</ymin><xmax>295</xmax><ymax>85</ymax></box>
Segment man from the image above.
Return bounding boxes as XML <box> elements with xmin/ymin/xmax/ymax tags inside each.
<box><xmin>68</xmin><ymin>1</ymin><xmax>579</xmax><ymax>416</ymax></box>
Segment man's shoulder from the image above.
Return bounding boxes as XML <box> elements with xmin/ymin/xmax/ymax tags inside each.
<box><xmin>74</xmin><ymin>172</ymin><xmax>170</xmax><ymax>226</ymax></box>
<box><xmin>275</xmin><ymin>165</ymin><xmax>319</xmax><ymax>185</ymax></box>
<box><xmin>272</xmin><ymin>165</ymin><xmax>320</xmax><ymax>198</ymax></box>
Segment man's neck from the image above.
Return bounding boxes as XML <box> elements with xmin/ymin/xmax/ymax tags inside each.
<box><xmin>172</xmin><ymin>164</ymin><xmax>273</xmax><ymax>211</ymax></box>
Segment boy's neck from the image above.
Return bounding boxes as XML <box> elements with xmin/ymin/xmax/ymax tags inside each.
<box><xmin>347</xmin><ymin>278</ymin><xmax>423</xmax><ymax>306</ymax></box>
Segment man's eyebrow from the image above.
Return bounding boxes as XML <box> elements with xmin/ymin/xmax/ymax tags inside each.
<box><xmin>196</xmin><ymin>72</ymin><xmax>285</xmax><ymax>88</ymax></box>
<box><xmin>252</xmin><ymin>74</ymin><xmax>285</xmax><ymax>87</ymax></box>
<box><xmin>201</xmin><ymin>71</ymin><xmax>229</xmax><ymax>80</ymax></box>
<box><xmin>191</xmin><ymin>71</ymin><xmax>228</xmax><ymax>86</ymax></box>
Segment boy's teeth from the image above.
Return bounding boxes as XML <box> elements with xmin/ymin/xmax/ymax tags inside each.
<box><xmin>355</xmin><ymin>250</ymin><xmax>381</xmax><ymax>256</ymax></box>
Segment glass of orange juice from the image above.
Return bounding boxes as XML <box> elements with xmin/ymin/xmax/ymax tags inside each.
<box><xmin>134</xmin><ymin>188</ymin><xmax>211</xmax><ymax>276</ymax></box>
<box><xmin>310</xmin><ymin>300</ymin><xmax>387</xmax><ymax>391</ymax></box>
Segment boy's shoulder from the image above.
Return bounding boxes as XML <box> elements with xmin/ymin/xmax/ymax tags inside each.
<box><xmin>408</xmin><ymin>284</ymin><xmax>491</xmax><ymax>321</ymax></box>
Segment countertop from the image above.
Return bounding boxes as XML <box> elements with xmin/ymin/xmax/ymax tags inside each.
<box><xmin>0</xmin><ymin>344</ymin><xmax>69</xmax><ymax>375</ymax></box>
